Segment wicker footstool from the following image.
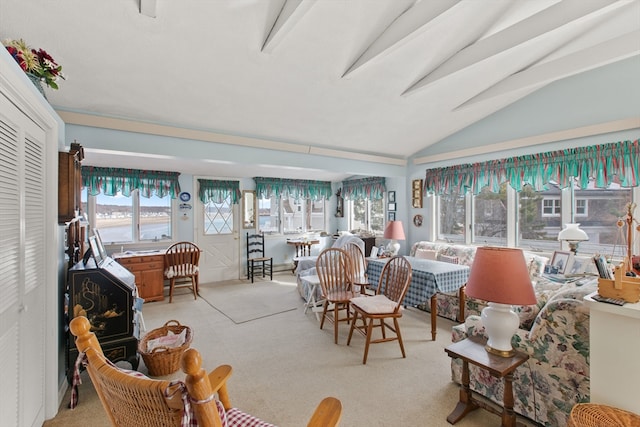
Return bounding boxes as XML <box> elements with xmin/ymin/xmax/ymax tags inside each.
<box><xmin>568</xmin><ymin>403</ymin><xmax>640</xmax><ymax>426</ymax></box>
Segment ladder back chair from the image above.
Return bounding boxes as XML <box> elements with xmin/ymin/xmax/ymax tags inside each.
<box><xmin>347</xmin><ymin>256</ymin><xmax>412</xmax><ymax>364</ymax></box>
<box><xmin>316</xmin><ymin>247</ymin><xmax>357</xmax><ymax>344</ymax></box>
<box><xmin>164</xmin><ymin>241</ymin><xmax>200</xmax><ymax>303</ymax></box>
<box><xmin>69</xmin><ymin>316</ymin><xmax>342</xmax><ymax>427</ymax></box>
<box><xmin>246</xmin><ymin>232</ymin><xmax>273</xmax><ymax>283</ymax></box>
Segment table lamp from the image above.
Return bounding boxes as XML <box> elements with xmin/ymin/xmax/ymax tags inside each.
<box><xmin>558</xmin><ymin>223</ymin><xmax>589</xmax><ymax>254</ymax></box>
<box><xmin>383</xmin><ymin>221</ymin><xmax>405</xmax><ymax>256</ymax></box>
<box><xmin>464</xmin><ymin>247</ymin><xmax>536</xmax><ymax>357</ymax></box>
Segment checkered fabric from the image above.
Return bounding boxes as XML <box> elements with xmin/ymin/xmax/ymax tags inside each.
<box><xmin>225</xmin><ymin>408</ymin><xmax>276</xmax><ymax>427</ymax></box>
<box><xmin>70</xmin><ymin>352</ymin><xmax>148</xmax><ymax>410</ymax></box>
<box><xmin>366</xmin><ymin>257</ymin><xmax>469</xmax><ymax>307</ymax></box>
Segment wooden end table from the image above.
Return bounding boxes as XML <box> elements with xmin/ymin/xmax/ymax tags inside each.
<box><xmin>444</xmin><ymin>337</ymin><xmax>529</xmax><ymax>427</ymax></box>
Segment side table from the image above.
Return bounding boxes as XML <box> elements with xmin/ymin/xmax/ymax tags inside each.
<box><xmin>444</xmin><ymin>337</ymin><xmax>529</xmax><ymax>427</ymax></box>
<box><xmin>301</xmin><ymin>275</ymin><xmax>324</xmax><ymax>321</ymax></box>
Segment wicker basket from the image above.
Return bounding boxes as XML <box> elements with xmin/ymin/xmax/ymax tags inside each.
<box><xmin>568</xmin><ymin>403</ymin><xmax>640</xmax><ymax>427</ymax></box>
<box><xmin>139</xmin><ymin>320</ymin><xmax>192</xmax><ymax>376</ymax></box>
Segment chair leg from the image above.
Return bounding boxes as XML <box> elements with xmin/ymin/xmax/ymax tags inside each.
<box><xmin>333</xmin><ymin>304</ymin><xmax>339</xmax><ymax>344</ymax></box>
<box><xmin>320</xmin><ymin>301</ymin><xmax>329</xmax><ymax>330</ymax></box>
<box><xmin>394</xmin><ymin>318</ymin><xmax>406</xmax><ymax>358</ymax></box>
<box><xmin>347</xmin><ymin>311</ymin><xmax>358</xmax><ymax>345</ymax></box>
<box><xmin>169</xmin><ymin>278</ymin><xmax>175</xmax><ymax>303</ymax></box>
<box><xmin>363</xmin><ymin>318</ymin><xmax>374</xmax><ymax>364</ymax></box>
<box><xmin>192</xmin><ymin>276</ymin><xmax>198</xmax><ymax>300</ymax></box>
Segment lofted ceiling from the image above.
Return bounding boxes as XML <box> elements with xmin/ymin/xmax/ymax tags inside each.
<box><xmin>1</xmin><ymin>0</ymin><xmax>639</xmax><ymax>180</ymax></box>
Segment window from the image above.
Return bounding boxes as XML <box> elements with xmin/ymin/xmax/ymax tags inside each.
<box><xmin>203</xmin><ymin>194</ymin><xmax>233</xmax><ymax>235</ymax></box>
<box><xmin>575</xmin><ymin>199</ymin><xmax>588</xmax><ymax>216</ymax></box>
<box><xmin>258</xmin><ymin>196</ymin><xmax>326</xmax><ymax>234</ymax></box>
<box><xmin>472</xmin><ymin>185</ymin><xmax>507</xmax><ymax>246</ymax></box>
<box><xmin>84</xmin><ymin>190</ymin><xmax>173</xmax><ymax>244</ymax></box>
<box><xmin>438</xmin><ymin>189</ymin><xmax>465</xmax><ymax>242</ymax></box>
<box><xmin>518</xmin><ymin>184</ymin><xmax>560</xmax><ymax>252</ymax></box>
<box><xmin>572</xmin><ymin>180</ymin><xmax>631</xmax><ymax>257</ymax></box>
<box><xmin>348</xmin><ymin>198</ymin><xmax>384</xmax><ymax>233</ymax></box>
<box><xmin>542</xmin><ymin>198</ymin><xmax>561</xmax><ymax>216</ymax></box>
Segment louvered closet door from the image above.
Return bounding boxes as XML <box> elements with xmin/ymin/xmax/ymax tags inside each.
<box><xmin>0</xmin><ymin>93</ymin><xmax>47</xmax><ymax>427</ymax></box>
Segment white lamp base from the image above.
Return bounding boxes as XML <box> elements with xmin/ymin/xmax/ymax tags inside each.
<box><xmin>481</xmin><ymin>302</ymin><xmax>519</xmax><ymax>357</ymax></box>
<box><xmin>387</xmin><ymin>240</ymin><xmax>400</xmax><ymax>256</ymax></box>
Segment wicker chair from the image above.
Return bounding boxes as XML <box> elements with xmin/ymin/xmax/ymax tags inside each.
<box><xmin>69</xmin><ymin>316</ymin><xmax>342</xmax><ymax>427</ymax></box>
<box><xmin>568</xmin><ymin>403</ymin><xmax>640</xmax><ymax>427</ymax></box>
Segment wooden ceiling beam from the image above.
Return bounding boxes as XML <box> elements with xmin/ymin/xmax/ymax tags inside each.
<box><xmin>455</xmin><ymin>30</ymin><xmax>640</xmax><ymax>110</ymax></box>
<box><xmin>140</xmin><ymin>0</ymin><xmax>157</xmax><ymax>18</ymax></box>
<box><xmin>403</xmin><ymin>0</ymin><xmax>619</xmax><ymax>96</ymax></box>
<box><xmin>261</xmin><ymin>0</ymin><xmax>316</xmax><ymax>53</ymax></box>
<box><xmin>341</xmin><ymin>0</ymin><xmax>460</xmax><ymax>78</ymax></box>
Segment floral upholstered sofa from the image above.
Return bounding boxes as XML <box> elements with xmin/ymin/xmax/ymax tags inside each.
<box><xmin>450</xmin><ymin>278</ymin><xmax>598</xmax><ymax>426</ymax></box>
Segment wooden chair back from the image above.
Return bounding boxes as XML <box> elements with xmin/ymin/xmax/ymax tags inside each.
<box><xmin>377</xmin><ymin>256</ymin><xmax>412</xmax><ymax>311</ymax></box>
<box><xmin>316</xmin><ymin>247</ymin><xmax>353</xmax><ymax>298</ymax></box>
<box><xmin>165</xmin><ymin>241</ymin><xmax>201</xmax><ymax>275</ymax></box>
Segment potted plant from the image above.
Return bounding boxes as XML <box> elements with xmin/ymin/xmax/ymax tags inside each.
<box><xmin>3</xmin><ymin>38</ymin><xmax>64</xmax><ymax>96</ymax></box>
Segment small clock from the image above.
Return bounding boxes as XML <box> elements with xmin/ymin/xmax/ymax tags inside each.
<box><xmin>179</xmin><ymin>192</ymin><xmax>191</xmax><ymax>202</ymax></box>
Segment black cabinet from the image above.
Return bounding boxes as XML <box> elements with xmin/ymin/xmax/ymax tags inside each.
<box><xmin>66</xmin><ymin>257</ymin><xmax>140</xmax><ymax>382</ymax></box>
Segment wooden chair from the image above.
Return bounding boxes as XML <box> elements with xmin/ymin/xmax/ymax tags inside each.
<box><xmin>246</xmin><ymin>232</ymin><xmax>273</xmax><ymax>283</ymax></box>
<box><xmin>347</xmin><ymin>256</ymin><xmax>412</xmax><ymax>364</ymax></box>
<box><xmin>316</xmin><ymin>248</ymin><xmax>357</xmax><ymax>344</ymax></box>
<box><xmin>343</xmin><ymin>242</ymin><xmax>371</xmax><ymax>295</ymax></box>
<box><xmin>69</xmin><ymin>316</ymin><xmax>342</xmax><ymax>427</ymax></box>
<box><xmin>164</xmin><ymin>241</ymin><xmax>201</xmax><ymax>302</ymax></box>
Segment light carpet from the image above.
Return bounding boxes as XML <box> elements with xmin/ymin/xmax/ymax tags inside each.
<box><xmin>198</xmin><ymin>277</ymin><xmax>299</xmax><ymax>324</ymax></box>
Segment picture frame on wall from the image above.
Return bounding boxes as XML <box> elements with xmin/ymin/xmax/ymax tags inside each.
<box><xmin>388</xmin><ymin>212</ymin><xmax>396</xmax><ymax>221</ymax></box>
<box><xmin>388</xmin><ymin>202</ymin><xmax>396</xmax><ymax>212</ymax></box>
<box><xmin>388</xmin><ymin>191</ymin><xmax>396</xmax><ymax>203</ymax></box>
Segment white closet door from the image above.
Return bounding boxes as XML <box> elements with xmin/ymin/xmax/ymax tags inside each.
<box><xmin>0</xmin><ymin>93</ymin><xmax>47</xmax><ymax>426</ymax></box>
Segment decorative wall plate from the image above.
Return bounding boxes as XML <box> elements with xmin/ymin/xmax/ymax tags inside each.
<box><xmin>179</xmin><ymin>192</ymin><xmax>191</xmax><ymax>202</ymax></box>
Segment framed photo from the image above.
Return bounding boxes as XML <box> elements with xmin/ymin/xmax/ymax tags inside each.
<box><xmin>388</xmin><ymin>212</ymin><xmax>396</xmax><ymax>221</ymax></box>
<box><xmin>388</xmin><ymin>191</ymin><xmax>396</xmax><ymax>203</ymax></box>
<box><xmin>413</xmin><ymin>214</ymin><xmax>423</xmax><ymax>227</ymax></box>
<box><xmin>550</xmin><ymin>251</ymin><xmax>573</xmax><ymax>274</ymax></box>
<box><xmin>388</xmin><ymin>202</ymin><xmax>396</xmax><ymax>212</ymax></box>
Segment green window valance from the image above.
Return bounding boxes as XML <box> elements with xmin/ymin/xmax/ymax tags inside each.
<box><xmin>82</xmin><ymin>166</ymin><xmax>181</xmax><ymax>198</ymax></box>
<box><xmin>424</xmin><ymin>139</ymin><xmax>639</xmax><ymax>195</ymax></box>
<box><xmin>254</xmin><ymin>177</ymin><xmax>332</xmax><ymax>200</ymax></box>
<box><xmin>198</xmin><ymin>179</ymin><xmax>241</xmax><ymax>204</ymax></box>
<box><xmin>341</xmin><ymin>177</ymin><xmax>386</xmax><ymax>200</ymax></box>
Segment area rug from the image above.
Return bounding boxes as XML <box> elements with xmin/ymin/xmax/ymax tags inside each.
<box><xmin>198</xmin><ymin>278</ymin><xmax>300</xmax><ymax>324</ymax></box>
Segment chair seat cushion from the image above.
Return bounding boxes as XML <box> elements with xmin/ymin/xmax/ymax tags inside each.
<box><xmin>165</xmin><ymin>265</ymin><xmax>199</xmax><ymax>278</ymax></box>
<box><xmin>225</xmin><ymin>408</ymin><xmax>276</xmax><ymax>427</ymax></box>
<box><xmin>351</xmin><ymin>294</ymin><xmax>399</xmax><ymax>314</ymax></box>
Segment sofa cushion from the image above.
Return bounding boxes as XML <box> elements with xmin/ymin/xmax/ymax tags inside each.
<box><xmin>438</xmin><ymin>254</ymin><xmax>459</xmax><ymax>264</ymax></box>
<box><xmin>415</xmin><ymin>248</ymin><xmax>437</xmax><ymax>260</ymax></box>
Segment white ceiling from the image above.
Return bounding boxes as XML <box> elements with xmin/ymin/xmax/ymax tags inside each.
<box><xmin>2</xmin><ymin>0</ymin><xmax>639</xmax><ymax>180</ymax></box>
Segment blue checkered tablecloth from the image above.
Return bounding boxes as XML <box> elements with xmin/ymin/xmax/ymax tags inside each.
<box><xmin>366</xmin><ymin>257</ymin><xmax>470</xmax><ymax>307</ymax></box>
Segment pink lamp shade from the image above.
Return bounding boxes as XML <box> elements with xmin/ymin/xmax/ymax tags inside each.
<box><xmin>465</xmin><ymin>246</ymin><xmax>536</xmax><ymax>306</ymax></box>
<box><xmin>383</xmin><ymin>221</ymin><xmax>405</xmax><ymax>256</ymax></box>
<box><xmin>383</xmin><ymin>221</ymin><xmax>405</xmax><ymax>240</ymax></box>
<box><xmin>465</xmin><ymin>246</ymin><xmax>536</xmax><ymax>357</ymax></box>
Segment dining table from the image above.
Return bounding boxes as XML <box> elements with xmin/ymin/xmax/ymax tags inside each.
<box><xmin>366</xmin><ymin>256</ymin><xmax>470</xmax><ymax>340</ymax></box>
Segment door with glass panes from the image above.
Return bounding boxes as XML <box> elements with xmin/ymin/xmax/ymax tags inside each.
<box><xmin>194</xmin><ymin>180</ymin><xmax>240</xmax><ymax>282</ymax></box>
